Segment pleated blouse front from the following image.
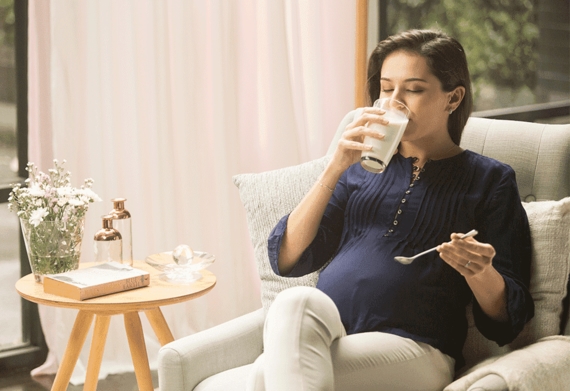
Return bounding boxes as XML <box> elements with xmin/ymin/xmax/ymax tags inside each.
<box><xmin>268</xmin><ymin>150</ymin><xmax>534</xmax><ymax>367</ymax></box>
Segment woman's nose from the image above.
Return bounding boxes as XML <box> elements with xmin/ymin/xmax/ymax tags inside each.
<box><xmin>391</xmin><ymin>88</ymin><xmax>406</xmax><ymax>106</ymax></box>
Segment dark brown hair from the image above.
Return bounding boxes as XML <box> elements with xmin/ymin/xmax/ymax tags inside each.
<box><xmin>367</xmin><ymin>29</ymin><xmax>473</xmax><ymax>144</ymax></box>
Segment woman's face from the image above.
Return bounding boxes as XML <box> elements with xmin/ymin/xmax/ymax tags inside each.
<box><xmin>379</xmin><ymin>50</ymin><xmax>456</xmax><ymax>143</ymax></box>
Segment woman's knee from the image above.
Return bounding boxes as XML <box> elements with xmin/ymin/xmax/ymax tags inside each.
<box><xmin>265</xmin><ymin>286</ymin><xmax>343</xmax><ymax>338</ymax></box>
<box><xmin>268</xmin><ymin>286</ymin><xmax>336</xmax><ymax>319</ymax></box>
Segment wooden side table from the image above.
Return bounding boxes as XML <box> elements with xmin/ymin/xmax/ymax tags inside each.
<box><xmin>15</xmin><ymin>260</ymin><xmax>216</xmax><ymax>391</ymax></box>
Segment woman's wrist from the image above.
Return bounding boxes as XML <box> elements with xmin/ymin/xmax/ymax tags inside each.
<box><xmin>321</xmin><ymin>160</ymin><xmax>346</xmax><ymax>186</ymax></box>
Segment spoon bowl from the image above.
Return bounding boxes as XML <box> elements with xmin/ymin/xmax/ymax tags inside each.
<box><xmin>394</xmin><ymin>229</ymin><xmax>478</xmax><ymax>265</ymax></box>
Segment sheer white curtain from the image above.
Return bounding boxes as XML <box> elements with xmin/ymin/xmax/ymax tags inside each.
<box><xmin>28</xmin><ymin>0</ymin><xmax>355</xmax><ymax>384</ymax></box>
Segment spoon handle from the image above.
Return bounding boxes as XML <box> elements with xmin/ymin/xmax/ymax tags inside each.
<box><xmin>460</xmin><ymin>229</ymin><xmax>478</xmax><ymax>240</ymax></box>
<box><xmin>411</xmin><ymin>229</ymin><xmax>479</xmax><ymax>259</ymax></box>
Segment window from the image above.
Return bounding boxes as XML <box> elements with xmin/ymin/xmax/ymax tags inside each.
<box><xmin>0</xmin><ymin>0</ymin><xmax>47</xmax><ymax>371</ymax></box>
<box><xmin>377</xmin><ymin>0</ymin><xmax>570</xmax><ymax>122</ymax></box>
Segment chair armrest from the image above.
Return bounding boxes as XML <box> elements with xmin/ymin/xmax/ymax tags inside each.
<box><xmin>465</xmin><ymin>374</ymin><xmax>508</xmax><ymax>391</ymax></box>
<box><xmin>158</xmin><ymin>308</ymin><xmax>266</xmax><ymax>391</ymax></box>
<box><xmin>445</xmin><ymin>336</ymin><xmax>570</xmax><ymax>391</ymax></box>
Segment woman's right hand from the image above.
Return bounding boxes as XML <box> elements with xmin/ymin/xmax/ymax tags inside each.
<box><xmin>278</xmin><ymin>107</ymin><xmax>391</xmax><ymax>273</ymax></box>
<box><xmin>328</xmin><ymin>107</ymin><xmax>390</xmax><ymax>175</ymax></box>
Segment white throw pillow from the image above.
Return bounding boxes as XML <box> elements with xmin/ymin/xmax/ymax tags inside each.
<box><xmin>461</xmin><ymin>197</ymin><xmax>570</xmax><ymax>369</ymax></box>
<box><xmin>233</xmin><ymin>156</ymin><xmax>331</xmax><ymax>310</ymax></box>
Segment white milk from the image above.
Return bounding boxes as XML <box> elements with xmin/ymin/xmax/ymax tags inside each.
<box><xmin>361</xmin><ymin>111</ymin><xmax>409</xmax><ymax>173</ymax></box>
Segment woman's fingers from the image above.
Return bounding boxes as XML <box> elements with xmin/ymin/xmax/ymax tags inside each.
<box><xmin>449</xmin><ymin>234</ymin><xmax>496</xmax><ymax>259</ymax></box>
<box><xmin>437</xmin><ymin>234</ymin><xmax>496</xmax><ymax>275</ymax></box>
<box><xmin>342</xmin><ymin>125</ymin><xmax>385</xmax><ymax>145</ymax></box>
<box><xmin>351</xmin><ymin>109</ymin><xmax>389</xmax><ymax>128</ymax></box>
<box><xmin>338</xmin><ymin>137</ymin><xmax>373</xmax><ymax>151</ymax></box>
<box><xmin>328</xmin><ymin>107</ymin><xmax>392</xmax><ymax>172</ymax></box>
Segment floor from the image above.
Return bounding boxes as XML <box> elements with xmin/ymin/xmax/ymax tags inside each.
<box><xmin>0</xmin><ymin>366</ymin><xmax>159</xmax><ymax>391</ymax></box>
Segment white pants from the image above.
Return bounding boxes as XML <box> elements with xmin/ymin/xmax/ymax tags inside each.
<box><xmin>247</xmin><ymin>286</ymin><xmax>455</xmax><ymax>391</ymax></box>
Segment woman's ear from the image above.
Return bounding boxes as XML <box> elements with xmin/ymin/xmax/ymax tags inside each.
<box><xmin>447</xmin><ymin>86</ymin><xmax>465</xmax><ymax>112</ymax></box>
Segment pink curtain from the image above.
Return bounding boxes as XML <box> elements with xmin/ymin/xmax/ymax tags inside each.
<box><xmin>28</xmin><ymin>0</ymin><xmax>355</xmax><ymax>383</ymax></box>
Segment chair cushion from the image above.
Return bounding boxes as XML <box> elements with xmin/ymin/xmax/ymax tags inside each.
<box><xmin>461</xmin><ymin>197</ymin><xmax>570</xmax><ymax>369</ymax></box>
<box><xmin>233</xmin><ymin>156</ymin><xmax>330</xmax><ymax>309</ymax></box>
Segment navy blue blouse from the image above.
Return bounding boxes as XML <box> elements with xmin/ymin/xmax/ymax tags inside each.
<box><xmin>268</xmin><ymin>150</ymin><xmax>534</xmax><ymax>368</ymax></box>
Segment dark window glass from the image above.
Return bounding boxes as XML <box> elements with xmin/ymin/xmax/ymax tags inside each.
<box><xmin>0</xmin><ymin>0</ymin><xmax>18</xmax><ymax>186</ymax></box>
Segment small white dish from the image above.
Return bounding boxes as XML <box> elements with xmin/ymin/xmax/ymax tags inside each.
<box><xmin>145</xmin><ymin>251</ymin><xmax>215</xmax><ymax>284</ymax></box>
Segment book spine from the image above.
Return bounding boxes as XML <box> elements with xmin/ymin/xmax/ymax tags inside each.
<box><xmin>80</xmin><ymin>274</ymin><xmax>150</xmax><ymax>300</ymax></box>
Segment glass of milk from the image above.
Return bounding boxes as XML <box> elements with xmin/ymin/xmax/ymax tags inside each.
<box><xmin>360</xmin><ymin>98</ymin><xmax>410</xmax><ymax>173</ymax></box>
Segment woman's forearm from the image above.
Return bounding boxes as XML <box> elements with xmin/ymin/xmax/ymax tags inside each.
<box><xmin>465</xmin><ymin>267</ymin><xmax>509</xmax><ymax>322</ymax></box>
<box><xmin>277</xmin><ymin>164</ymin><xmax>344</xmax><ymax>275</ymax></box>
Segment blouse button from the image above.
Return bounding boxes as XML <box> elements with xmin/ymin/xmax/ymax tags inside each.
<box><xmin>409</xmin><ymin>183</ymin><xmax>414</xmax><ymax>188</ymax></box>
<box><xmin>401</xmin><ymin>199</ymin><xmax>406</xmax><ymax>203</ymax></box>
<box><xmin>405</xmin><ymin>190</ymin><xmax>411</xmax><ymax>194</ymax></box>
<box><xmin>397</xmin><ymin>209</ymin><xmax>402</xmax><ymax>214</ymax></box>
<box><xmin>389</xmin><ymin>229</ymin><xmax>394</xmax><ymax>233</ymax></box>
<box><xmin>416</xmin><ymin>176</ymin><xmax>421</xmax><ymax>180</ymax></box>
<box><xmin>393</xmin><ymin>220</ymin><xmax>398</xmax><ymax>225</ymax></box>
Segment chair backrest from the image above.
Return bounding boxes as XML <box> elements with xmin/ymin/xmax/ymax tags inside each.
<box><xmin>460</xmin><ymin>117</ymin><xmax>570</xmax><ymax>202</ymax></box>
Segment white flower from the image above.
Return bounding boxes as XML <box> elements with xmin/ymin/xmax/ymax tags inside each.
<box><xmin>57</xmin><ymin>187</ymin><xmax>74</xmax><ymax>197</ymax></box>
<box><xmin>28</xmin><ymin>184</ymin><xmax>45</xmax><ymax>197</ymax></box>
<box><xmin>29</xmin><ymin>208</ymin><xmax>49</xmax><ymax>227</ymax></box>
<box><xmin>78</xmin><ymin>188</ymin><xmax>102</xmax><ymax>202</ymax></box>
<box><xmin>8</xmin><ymin>160</ymin><xmax>100</xmax><ymax>225</ymax></box>
<box><xmin>68</xmin><ymin>199</ymin><xmax>85</xmax><ymax>207</ymax></box>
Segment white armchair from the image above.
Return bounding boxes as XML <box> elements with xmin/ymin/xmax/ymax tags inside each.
<box><xmin>158</xmin><ymin>114</ymin><xmax>570</xmax><ymax>391</ymax></box>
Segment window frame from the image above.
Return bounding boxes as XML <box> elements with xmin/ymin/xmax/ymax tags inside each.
<box><xmin>0</xmin><ymin>0</ymin><xmax>48</xmax><ymax>371</ymax></box>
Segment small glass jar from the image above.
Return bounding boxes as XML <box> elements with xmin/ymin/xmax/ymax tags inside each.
<box><xmin>108</xmin><ymin>198</ymin><xmax>133</xmax><ymax>266</ymax></box>
<box><xmin>94</xmin><ymin>215</ymin><xmax>123</xmax><ymax>263</ymax></box>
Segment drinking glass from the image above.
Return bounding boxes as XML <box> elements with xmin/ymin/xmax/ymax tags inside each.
<box><xmin>361</xmin><ymin>98</ymin><xmax>410</xmax><ymax>173</ymax></box>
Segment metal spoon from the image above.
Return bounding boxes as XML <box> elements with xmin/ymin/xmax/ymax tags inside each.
<box><xmin>394</xmin><ymin>229</ymin><xmax>478</xmax><ymax>265</ymax></box>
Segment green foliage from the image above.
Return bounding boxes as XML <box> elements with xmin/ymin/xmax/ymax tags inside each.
<box><xmin>387</xmin><ymin>0</ymin><xmax>539</xmax><ymax>95</ymax></box>
<box><xmin>0</xmin><ymin>0</ymin><xmax>14</xmax><ymax>47</ymax></box>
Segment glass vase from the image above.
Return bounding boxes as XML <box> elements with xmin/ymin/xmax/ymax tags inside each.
<box><xmin>20</xmin><ymin>217</ymin><xmax>86</xmax><ymax>283</ymax></box>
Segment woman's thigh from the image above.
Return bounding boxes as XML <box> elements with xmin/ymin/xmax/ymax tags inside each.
<box><xmin>331</xmin><ymin>332</ymin><xmax>455</xmax><ymax>391</ymax></box>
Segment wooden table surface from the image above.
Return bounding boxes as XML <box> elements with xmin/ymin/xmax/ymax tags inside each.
<box><xmin>15</xmin><ymin>260</ymin><xmax>217</xmax><ymax>391</ymax></box>
<box><xmin>16</xmin><ymin>260</ymin><xmax>216</xmax><ymax>314</ymax></box>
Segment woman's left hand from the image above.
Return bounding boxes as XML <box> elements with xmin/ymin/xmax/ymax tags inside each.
<box><xmin>437</xmin><ymin>233</ymin><xmax>496</xmax><ymax>277</ymax></box>
<box><xmin>438</xmin><ymin>232</ymin><xmax>508</xmax><ymax>322</ymax></box>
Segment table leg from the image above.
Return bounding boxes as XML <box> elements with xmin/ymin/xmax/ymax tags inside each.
<box><xmin>124</xmin><ymin>311</ymin><xmax>154</xmax><ymax>391</ymax></box>
<box><xmin>144</xmin><ymin>307</ymin><xmax>175</xmax><ymax>346</ymax></box>
<box><xmin>51</xmin><ymin>311</ymin><xmax>94</xmax><ymax>391</ymax></box>
<box><xmin>83</xmin><ymin>314</ymin><xmax>111</xmax><ymax>391</ymax></box>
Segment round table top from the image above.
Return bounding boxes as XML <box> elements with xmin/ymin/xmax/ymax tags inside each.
<box><xmin>15</xmin><ymin>261</ymin><xmax>216</xmax><ymax>314</ymax></box>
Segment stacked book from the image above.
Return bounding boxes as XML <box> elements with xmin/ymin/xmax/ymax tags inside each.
<box><xmin>43</xmin><ymin>261</ymin><xmax>150</xmax><ymax>300</ymax></box>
